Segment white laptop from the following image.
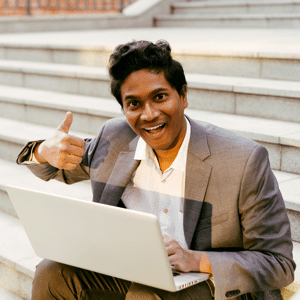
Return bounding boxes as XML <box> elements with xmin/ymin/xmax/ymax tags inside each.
<box><xmin>6</xmin><ymin>185</ymin><xmax>210</xmax><ymax>292</ymax></box>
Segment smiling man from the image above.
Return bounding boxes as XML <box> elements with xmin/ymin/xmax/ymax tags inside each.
<box><xmin>18</xmin><ymin>40</ymin><xmax>295</xmax><ymax>300</ymax></box>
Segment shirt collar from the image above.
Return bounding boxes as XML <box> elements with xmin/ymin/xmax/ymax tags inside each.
<box><xmin>134</xmin><ymin>117</ymin><xmax>191</xmax><ymax>173</ymax></box>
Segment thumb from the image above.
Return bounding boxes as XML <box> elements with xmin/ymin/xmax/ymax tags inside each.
<box><xmin>57</xmin><ymin>112</ymin><xmax>73</xmax><ymax>133</ymax></box>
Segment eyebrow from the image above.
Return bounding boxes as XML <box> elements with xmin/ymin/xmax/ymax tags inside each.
<box><xmin>123</xmin><ymin>88</ymin><xmax>169</xmax><ymax>102</ymax></box>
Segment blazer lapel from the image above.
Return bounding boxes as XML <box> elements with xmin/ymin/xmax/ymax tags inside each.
<box><xmin>184</xmin><ymin>118</ymin><xmax>212</xmax><ymax>248</ymax></box>
<box><xmin>99</xmin><ymin>136</ymin><xmax>140</xmax><ymax>206</ymax></box>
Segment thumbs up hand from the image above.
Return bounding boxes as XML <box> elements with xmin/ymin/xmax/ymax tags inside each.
<box><xmin>34</xmin><ymin>112</ymin><xmax>85</xmax><ymax>170</ymax></box>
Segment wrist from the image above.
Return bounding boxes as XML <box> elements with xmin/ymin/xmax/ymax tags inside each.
<box><xmin>34</xmin><ymin>142</ymin><xmax>47</xmax><ymax>164</ymax></box>
<box><xmin>199</xmin><ymin>252</ymin><xmax>212</xmax><ymax>274</ymax></box>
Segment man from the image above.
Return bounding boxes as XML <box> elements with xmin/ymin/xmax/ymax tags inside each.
<box><xmin>17</xmin><ymin>40</ymin><xmax>295</xmax><ymax>300</ymax></box>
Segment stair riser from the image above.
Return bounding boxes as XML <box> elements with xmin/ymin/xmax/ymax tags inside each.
<box><xmin>0</xmin><ymin>102</ymin><xmax>111</xmax><ymax>135</ymax></box>
<box><xmin>174</xmin><ymin>54</ymin><xmax>300</xmax><ymax>82</ymax></box>
<box><xmin>187</xmin><ymin>89</ymin><xmax>300</xmax><ymax>123</ymax></box>
<box><xmin>0</xmin><ymin>262</ymin><xmax>32</xmax><ymax>300</ymax></box>
<box><xmin>0</xmin><ymin>70</ymin><xmax>113</xmax><ymax>99</ymax></box>
<box><xmin>0</xmin><ymin>140</ymin><xmax>24</xmax><ymax>164</ymax></box>
<box><xmin>173</xmin><ymin>4</ymin><xmax>300</xmax><ymax>15</ymax></box>
<box><xmin>0</xmin><ymin>47</ymin><xmax>111</xmax><ymax>69</ymax></box>
<box><xmin>255</xmin><ymin>141</ymin><xmax>300</xmax><ymax>175</ymax></box>
<box><xmin>154</xmin><ymin>17</ymin><xmax>300</xmax><ymax>29</ymax></box>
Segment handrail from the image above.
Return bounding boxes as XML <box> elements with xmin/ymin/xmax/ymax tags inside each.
<box><xmin>1</xmin><ymin>0</ymin><xmax>135</xmax><ymax>16</ymax></box>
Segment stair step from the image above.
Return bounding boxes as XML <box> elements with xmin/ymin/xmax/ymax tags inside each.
<box><xmin>0</xmin><ymin>59</ymin><xmax>112</xmax><ymax>99</ymax></box>
<box><xmin>185</xmin><ymin>74</ymin><xmax>300</xmax><ymax>123</ymax></box>
<box><xmin>1</xmin><ymin>64</ymin><xmax>300</xmax><ymax>122</ymax></box>
<box><xmin>154</xmin><ymin>13</ymin><xmax>300</xmax><ymax>28</ymax></box>
<box><xmin>0</xmin><ymin>285</ymin><xmax>24</xmax><ymax>300</ymax></box>
<box><xmin>0</xmin><ymin>210</ymin><xmax>39</xmax><ymax>300</ymax></box>
<box><xmin>0</xmin><ymin>85</ymin><xmax>121</xmax><ymax>135</ymax></box>
<box><xmin>1</xmin><ymin>31</ymin><xmax>300</xmax><ymax>81</ymax></box>
<box><xmin>172</xmin><ymin>0</ymin><xmax>300</xmax><ymax>15</ymax></box>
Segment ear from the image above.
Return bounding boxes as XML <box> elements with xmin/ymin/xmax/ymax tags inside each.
<box><xmin>180</xmin><ymin>84</ymin><xmax>188</xmax><ymax>108</ymax></box>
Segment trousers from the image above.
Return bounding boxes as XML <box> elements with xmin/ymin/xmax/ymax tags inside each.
<box><xmin>31</xmin><ymin>259</ymin><xmax>215</xmax><ymax>300</ymax></box>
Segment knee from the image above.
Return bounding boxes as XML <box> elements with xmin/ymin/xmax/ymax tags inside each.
<box><xmin>32</xmin><ymin>259</ymin><xmax>76</xmax><ymax>300</ymax></box>
<box><xmin>126</xmin><ymin>283</ymin><xmax>161</xmax><ymax>300</ymax></box>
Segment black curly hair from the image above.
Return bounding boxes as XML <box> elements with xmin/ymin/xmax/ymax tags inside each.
<box><xmin>108</xmin><ymin>40</ymin><xmax>187</xmax><ymax>107</ymax></box>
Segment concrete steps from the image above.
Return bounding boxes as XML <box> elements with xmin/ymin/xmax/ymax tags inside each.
<box><xmin>154</xmin><ymin>0</ymin><xmax>300</xmax><ymax>28</ymax></box>
<box><xmin>0</xmin><ymin>60</ymin><xmax>112</xmax><ymax>99</ymax></box>
<box><xmin>0</xmin><ymin>285</ymin><xmax>23</xmax><ymax>300</ymax></box>
<box><xmin>1</xmin><ymin>61</ymin><xmax>300</xmax><ymax>123</ymax></box>
<box><xmin>1</xmin><ymin>43</ymin><xmax>300</xmax><ymax>81</ymax></box>
<box><xmin>154</xmin><ymin>13</ymin><xmax>300</xmax><ymax>28</ymax></box>
<box><xmin>171</xmin><ymin>1</ymin><xmax>300</xmax><ymax>15</ymax></box>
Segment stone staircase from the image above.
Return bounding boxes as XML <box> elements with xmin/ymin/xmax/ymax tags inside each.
<box><xmin>0</xmin><ymin>26</ymin><xmax>300</xmax><ymax>299</ymax></box>
<box><xmin>154</xmin><ymin>0</ymin><xmax>300</xmax><ymax>28</ymax></box>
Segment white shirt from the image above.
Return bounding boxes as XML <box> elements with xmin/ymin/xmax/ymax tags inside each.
<box><xmin>121</xmin><ymin>118</ymin><xmax>191</xmax><ymax>249</ymax></box>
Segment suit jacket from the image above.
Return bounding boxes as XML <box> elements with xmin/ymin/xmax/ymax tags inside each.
<box><xmin>18</xmin><ymin>116</ymin><xmax>295</xmax><ymax>300</ymax></box>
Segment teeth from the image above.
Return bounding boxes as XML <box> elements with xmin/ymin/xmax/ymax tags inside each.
<box><xmin>145</xmin><ymin>123</ymin><xmax>164</xmax><ymax>132</ymax></box>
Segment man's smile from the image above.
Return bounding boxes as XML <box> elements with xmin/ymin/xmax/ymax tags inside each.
<box><xmin>143</xmin><ymin>123</ymin><xmax>166</xmax><ymax>133</ymax></box>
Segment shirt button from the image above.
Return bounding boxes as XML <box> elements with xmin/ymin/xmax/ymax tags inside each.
<box><xmin>162</xmin><ymin>179</ymin><xmax>166</xmax><ymax>183</ymax></box>
<box><xmin>163</xmin><ymin>208</ymin><xmax>168</xmax><ymax>213</ymax></box>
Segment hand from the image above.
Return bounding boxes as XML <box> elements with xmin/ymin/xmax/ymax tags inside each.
<box><xmin>34</xmin><ymin>112</ymin><xmax>85</xmax><ymax>170</ymax></box>
<box><xmin>163</xmin><ymin>235</ymin><xmax>200</xmax><ymax>273</ymax></box>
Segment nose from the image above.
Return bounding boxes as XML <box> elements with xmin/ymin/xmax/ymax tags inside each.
<box><xmin>140</xmin><ymin>102</ymin><xmax>160</xmax><ymax>121</ymax></box>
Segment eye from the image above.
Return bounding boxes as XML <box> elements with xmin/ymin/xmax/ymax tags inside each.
<box><xmin>155</xmin><ymin>93</ymin><xmax>166</xmax><ymax>101</ymax></box>
<box><xmin>128</xmin><ymin>100</ymin><xmax>139</xmax><ymax>108</ymax></box>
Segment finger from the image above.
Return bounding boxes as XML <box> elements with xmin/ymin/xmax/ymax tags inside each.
<box><xmin>165</xmin><ymin>244</ymin><xmax>177</xmax><ymax>256</ymax></box>
<box><xmin>61</xmin><ymin>162</ymin><xmax>78</xmax><ymax>170</ymax></box>
<box><xmin>65</xmin><ymin>154</ymin><xmax>83</xmax><ymax>165</ymax></box>
<box><xmin>57</xmin><ymin>112</ymin><xmax>73</xmax><ymax>134</ymax></box>
<box><xmin>67</xmin><ymin>144</ymin><xmax>85</xmax><ymax>157</ymax></box>
<box><xmin>55</xmin><ymin>155</ymin><xmax>82</xmax><ymax>169</ymax></box>
<box><xmin>68</xmin><ymin>135</ymin><xmax>85</xmax><ymax>148</ymax></box>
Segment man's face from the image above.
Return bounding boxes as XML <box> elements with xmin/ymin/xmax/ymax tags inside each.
<box><xmin>121</xmin><ymin>69</ymin><xmax>188</xmax><ymax>152</ymax></box>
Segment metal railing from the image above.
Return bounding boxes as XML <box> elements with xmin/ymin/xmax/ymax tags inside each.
<box><xmin>1</xmin><ymin>0</ymin><xmax>135</xmax><ymax>16</ymax></box>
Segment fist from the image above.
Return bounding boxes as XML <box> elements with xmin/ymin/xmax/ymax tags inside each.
<box><xmin>35</xmin><ymin>112</ymin><xmax>85</xmax><ymax>170</ymax></box>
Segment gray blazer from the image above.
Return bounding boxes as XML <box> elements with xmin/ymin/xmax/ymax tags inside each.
<box><xmin>18</xmin><ymin>116</ymin><xmax>295</xmax><ymax>300</ymax></box>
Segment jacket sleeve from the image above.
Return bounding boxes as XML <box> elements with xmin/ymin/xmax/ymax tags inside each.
<box><xmin>206</xmin><ymin>145</ymin><xmax>296</xmax><ymax>300</ymax></box>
